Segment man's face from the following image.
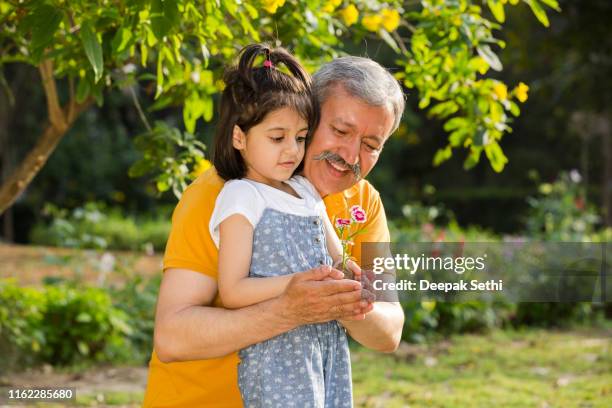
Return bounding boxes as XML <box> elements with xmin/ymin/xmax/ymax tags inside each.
<box><xmin>303</xmin><ymin>86</ymin><xmax>395</xmax><ymax>197</ymax></box>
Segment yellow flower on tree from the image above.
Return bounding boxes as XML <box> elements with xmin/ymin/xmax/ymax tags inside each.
<box><xmin>362</xmin><ymin>14</ymin><xmax>382</xmax><ymax>32</ymax></box>
<box><xmin>322</xmin><ymin>0</ymin><xmax>342</xmax><ymax>13</ymax></box>
<box><xmin>191</xmin><ymin>157</ymin><xmax>212</xmax><ymax>179</ymax></box>
<box><xmin>340</xmin><ymin>4</ymin><xmax>359</xmax><ymax>27</ymax></box>
<box><xmin>262</xmin><ymin>0</ymin><xmax>286</xmax><ymax>14</ymax></box>
<box><xmin>514</xmin><ymin>82</ymin><xmax>529</xmax><ymax>103</ymax></box>
<box><xmin>381</xmin><ymin>9</ymin><xmax>400</xmax><ymax>32</ymax></box>
<box><xmin>493</xmin><ymin>82</ymin><xmax>508</xmax><ymax>101</ymax></box>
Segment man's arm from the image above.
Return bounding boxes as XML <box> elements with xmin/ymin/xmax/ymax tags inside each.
<box><xmin>339</xmin><ymin>266</ymin><xmax>404</xmax><ymax>352</ymax></box>
<box><xmin>154</xmin><ymin>266</ymin><xmax>373</xmax><ymax>362</ymax></box>
<box><xmin>342</xmin><ymin>302</ymin><xmax>404</xmax><ymax>352</ymax></box>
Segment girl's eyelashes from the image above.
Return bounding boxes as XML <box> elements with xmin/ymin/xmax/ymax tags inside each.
<box><xmin>296</xmin><ymin>134</ymin><xmax>307</xmax><ymax>143</ymax></box>
<box><xmin>270</xmin><ymin>136</ymin><xmax>284</xmax><ymax>142</ymax></box>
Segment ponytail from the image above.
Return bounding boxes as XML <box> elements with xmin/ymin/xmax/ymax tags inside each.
<box><xmin>213</xmin><ymin>43</ymin><xmax>316</xmax><ymax>181</ymax></box>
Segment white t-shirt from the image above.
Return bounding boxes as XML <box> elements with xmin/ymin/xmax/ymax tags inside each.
<box><xmin>209</xmin><ymin>176</ymin><xmax>327</xmax><ymax>248</ymax></box>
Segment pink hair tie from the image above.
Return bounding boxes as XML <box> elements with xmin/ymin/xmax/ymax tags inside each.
<box><xmin>263</xmin><ymin>59</ymin><xmax>273</xmax><ymax>68</ymax></box>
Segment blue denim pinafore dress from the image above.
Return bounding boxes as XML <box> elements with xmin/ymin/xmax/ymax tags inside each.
<box><xmin>237</xmin><ymin>208</ymin><xmax>353</xmax><ymax>408</ymax></box>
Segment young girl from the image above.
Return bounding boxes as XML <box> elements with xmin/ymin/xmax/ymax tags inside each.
<box><xmin>209</xmin><ymin>44</ymin><xmax>354</xmax><ymax>407</ymax></box>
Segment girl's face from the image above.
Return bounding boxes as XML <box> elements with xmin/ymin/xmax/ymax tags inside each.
<box><xmin>233</xmin><ymin>107</ymin><xmax>308</xmax><ymax>187</ymax></box>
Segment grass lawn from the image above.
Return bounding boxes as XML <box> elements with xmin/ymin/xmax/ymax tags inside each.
<box><xmin>2</xmin><ymin>328</ymin><xmax>609</xmax><ymax>407</ymax></box>
<box><xmin>352</xmin><ymin>328</ymin><xmax>611</xmax><ymax>407</ymax></box>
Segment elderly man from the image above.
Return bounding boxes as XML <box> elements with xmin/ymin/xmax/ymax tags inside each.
<box><xmin>143</xmin><ymin>56</ymin><xmax>405</xmax><ymax>407</ymax></box>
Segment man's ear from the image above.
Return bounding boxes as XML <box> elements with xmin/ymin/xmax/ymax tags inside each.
<box><xmin>232</xmin><ymin>125</ymin><xmax>246</xmax><ymax>150</ymax></box>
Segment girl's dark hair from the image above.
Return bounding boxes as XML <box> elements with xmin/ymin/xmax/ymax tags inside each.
<box><xmin>213</xmin><ymin>43</ymin><xmax>317</xmax><ymax>180</ymax></box>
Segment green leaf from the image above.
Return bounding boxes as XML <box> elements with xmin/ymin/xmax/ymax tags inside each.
<box><xmin>526</xmin><ymin>0</ymin><xmax>550</xmax><ymax>27</ymax></box>
<box><xmin>151</xmin><ymin>0</ymin><xmax>179</xmax><ymax>40</ymax></box>
<box><xmin>183</xmin><ymin>93</ymin><xmax>201</xmax><ymax>134</ymax></box>
<box><xmin>443</xmin><ymin>117</ymin><xmax>468</xmax><ymax>132</ymax></box>
<box><xmin>508</xmin><ymin>101</ymin><xmax>520</xmax><ymax>116</ymax></box>
<box><xmin>379</xmin><ymin>30</ymin><xmax>401</xmax><ymax>54</ymax></box>
<box><xmin>487</xmin><ymin>0</ymin><xmax>505</xmax><ymax>23</ymax></box>
<box><xmin>111</xmin><ymin>27</ymin><xmax>133</xmax><ymax>54</ymax></box>
<box><xmin>244</xmin><ymin>3</ymin><xmax>259</xmax><ymax>19</ymax></box>
<box><xmin>473</xmin><ymin>128</ymin><xmax>489</xmax><ymax>146</ymax></box>
<box><xmin>203</xmin><ymin>96</ymin><xmax>213</xmax><ymax>122</ymax></box>
<box><xmin>140</xmin><ymin>43</ymin><xmax>148</xmax><ymax>66</ymax></box>
<box><xmin>76</xmin><ymin>76</ymin><xmax>91</xmax><ymax>103</ymax></box>
<box><xmin>80</xmin><ymin>21</ymin><xmax>104</xmax><ymax>83</ymax></box>
<box><xmin>428</xmin><ymin>101</ymin><xmax>459</xmax><ymax>118</ymax></box>
<box><xmin>156</xmin><ymin>177</ymin><xmax>170</xmax><ymax>192</ymax></box>
<box><xmin>76</xmin><ymin>312</ymin><xmax>92</xmax><ymax>322</ymax></box>
<box><xmin>449</xmin><ymin>129</ymin><xmax>469</xmax><ymax>147</ymax></box>
<box><xmin>156</xmin><ymin>48</ymin><xmax>165</xmax><ymax>98</ymax></box>
<box><xmin>27</xmin><ymin>5</ymin><xmax>63</xmax><ymax>62</ymax></box>
<box><xmin>539</xmin><ymin>0</ymin><xmax>561</xmax><ymax>11</ymax></box>
<box><xmin>476</xmin><ymin>45</ymin><xmax>502</xmax><ymax>71</ymax></box>
<box><xmin>418</xmin><ymin>95</ymin><xmax>431</xmax><ymax>109</ymax></box>
<box><xmin>463</xmin><ymin>147</ymin><xmax>483</xmax><ymax>170</ymax></box>
<box><xmin>433</xmin><ymin>146</ymin><xmax>452</xmax><ymax>166</ymax></box>
<box><xmin>129</xmin><ymin>159</ymin><xmax>154</xmax><ymax>178</ymax></box>
<box><xmin>77</xmin><ymin>341</ymin><xmax>90</xmax><ymax>355</ymax></box>
<box><xmin>484</xmin><ymin>142</ymin><xmax>508</xmax><ymax>172</ymax></box>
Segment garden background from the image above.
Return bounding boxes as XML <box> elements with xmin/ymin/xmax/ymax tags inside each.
<box><xmin>0</xmin><ymin>0</ymin><xmax>610</xmax><ymax>406</ymax></box>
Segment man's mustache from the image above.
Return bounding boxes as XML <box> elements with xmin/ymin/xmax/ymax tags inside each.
<box><xmin>313</xmin><ymin>151</ymin><xmax>361</xmax><ymax>179</ymax></box>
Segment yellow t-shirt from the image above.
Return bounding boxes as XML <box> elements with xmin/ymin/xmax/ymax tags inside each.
<box><xmin>143</xmin><ymin>169</ymin><xmax>390</xmax><ymax>407</ymax></box>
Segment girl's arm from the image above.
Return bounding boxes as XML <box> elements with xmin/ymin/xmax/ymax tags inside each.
<box><xmin>218</xmin><ymin>214</ymin><xmax>294</xmax><ymax>309</ymax></box>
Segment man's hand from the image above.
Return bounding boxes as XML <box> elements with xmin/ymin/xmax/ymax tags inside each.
<box><xmin>274</xmin><ymin>265</ymin><xmax>374</xmax><ymax>329</ymax></box>
<box><xmin>344</xmin><ymin>260</ymin><xmax>376</xmax><ymax>303</ymax></box>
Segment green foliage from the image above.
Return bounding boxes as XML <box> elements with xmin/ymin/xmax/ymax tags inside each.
<box><xmin>390</xmin><ymin>201</ymin><xmax>498</xmax><ymax>243</ymax></box>
<box><xmin>109</xmin><ymin>275</ymin><xmax>161</xmax><ymax>363</ymax></box>
<box><xmin>389</xmin><ymin>179</ymin><xmax>608</xmax><ymax>343</ymax></box>
<box><xmin>30</xmin><ymin>202</ymin><xmax>171</xmax><ymax>251</ymax></box>
<box><xmin>30</xmin><ymin>202</ymin><xmax>109</xmax><ymax>250</ymax></box>
<box><xmin>42</xmin><ymin>284</ymin><xmax>132</xmax><ymax>365</ymax></box>
<box><xmin>0</xmin><ymin>280</ymin><xmax>46</xmax><ymax>369</ymax></box>
<box><xmin>0</xmin><ymin>0</ymin><xmax>560</xmax><ymax>193</ymax></box>
<box><xmin>0</xmin><ymin>279</ymin><xmax>132</xmax><ymax>367</ymax></box>
<box><xmin>129</xmin><ymin>121</ymin><xmax>207</xmax><ymax>198</ymax></box>
<box><xmin>400</xmin><ymin>300</ymin><xmax>514</xmax><ymax>343</ymax></box>
<box><xmin>513</xmin><ymin>302</ymin><xmax>596</xmax><ymax>328</ymax></box>
<box><xmin>395</xmin><ymin>0</ymin><xmax>557</xmax><ymax>171</ymax></box>
<box><xmin>525</xmin><ymin>170</ymin><xmax>611</xmax><ymax>241</ymax></box>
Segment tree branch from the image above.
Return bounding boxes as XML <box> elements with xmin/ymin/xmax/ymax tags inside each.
<box><xmin>38</xmin><ymin>59</ymin><xmax>67</xmax><ymax>133</ymax></box>
<box><xmin>0</xmin><ymin>60</ymin><xmax>93</xmax><ymax>215</ymax></box>
<box><xmin>67</xmin><ymin>76</ymin><xmax>75</xmax><ymax>123</ymax></box>
<box><xmin>392</xmin><ymin>31</ymin><xmax>409</xmax><ymax>55</ymax></box>
<box><xmin>129</xmin><ymin>85</ymin><xmax>152</xmax><ymax>132</ymax></box>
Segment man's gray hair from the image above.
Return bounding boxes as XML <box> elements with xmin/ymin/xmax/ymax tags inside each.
<box><xmin>313</xmin><ymin>56</ymin><xmax>405</xmax><ymax>134</ymax></box>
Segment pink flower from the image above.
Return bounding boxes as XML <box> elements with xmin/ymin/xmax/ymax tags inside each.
<box><xmin>336</xmin><ymin>218</ymin><xmax>351</xmax><ymax>227</ymax></box>
<box><xmin>350</xmin><ymin>205</ymin><xmax>367</xmax><ymax>223</ymax></box>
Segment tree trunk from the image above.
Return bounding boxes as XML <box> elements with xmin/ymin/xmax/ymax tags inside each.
<box><xmin>0</xmin><ymin>71</ymin><xmax>13</xmax><ymax>241</ymax></box>
<box><xmin>0</xmin><ymin>60</ymin><xmax>92</xmax><ymax>215</ymax></box>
